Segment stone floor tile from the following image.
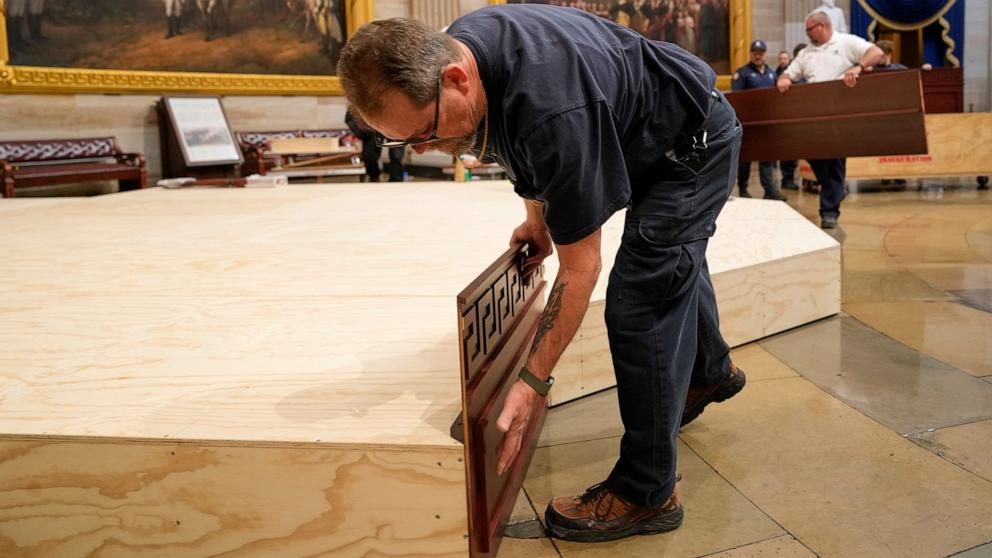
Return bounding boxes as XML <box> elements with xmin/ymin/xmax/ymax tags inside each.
<box><xmin>843</xmin><ymin>301</ymin><xmax>992</xmax><ymax>376</ymax></box>
<box><xmin>680</xmin><ymin>376</ymin><xmax>992</xmax><ymax>558</ymax></box>
<box><xmin>904</xmin><ymin>263</ymin><xmax>992</xmax><ymax>291</ymax></box>
<box><xmin>496</xmin><ymin>536</ymin><xmax>561</xmax><ymax>557</ymax></box>
<box><xmin>538</xmin><ymin>389</ymin><xmax>622</xmax><ymax>448</ymax></box>
<box><xmin>729</xmin><ymin>344</ymin><xmax>800</xmax><ymax>383</ymax></box>
<box><xmin>840</xmin><ymin>251</ymin><xmax>951</xmax><ymax>303</ymax></box>
<box><xmin>523</xmin><ymin>438</ymin><xmax>784</xmax><ymax>558</ymax></box>
<box><xmin>702</xmin><ymin>535</ymin><xmax>816</xmax><ymax>558</ymax></box>
<box><xmin>510</xmin><ymin>488</ymin><xmax>538</xmax><ymax>523</ymax></box>
<box><xmin>760</xmin><ymin>317</ymin><xmax>992</xmax><ymax>434</ymax></box>
<box><xmin>950</xmin><ymin>288</ymin><xmax>992</xmax><ymax>313</ymax></box>
<box><xmin>834</xmin><ymin>222</ymin><xmax>890</xmax><ymax>252</ymax></box>
<box><xmin>911</xmin><ymin>419</ymin><xmax>992</xmax><ymax>483</ymax></box>
<box><xmin>948</xmin><ymin>541</ymin><xmax>992</xmax><ymax>558</ymax></box>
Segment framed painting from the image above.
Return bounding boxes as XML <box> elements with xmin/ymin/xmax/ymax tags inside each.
<box><xmin>0</xmin><ymin>0</ymin><xmax>373</xmax><ymax>95</ymax></box>
<box><xmin>498</xmin><ymin>0</ymin><xmax>750</xmax><ymax>89</ymax></box>
<box><xmin>161</xmin><ymin>96</ymin><xmax>244</xmax><ymax>166</ymax></box>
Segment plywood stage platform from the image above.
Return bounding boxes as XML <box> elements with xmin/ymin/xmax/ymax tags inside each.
<box><xmin>0</xmin><ymin>182</ymin><xmax>838</xmax><ymax>556</ymax></box>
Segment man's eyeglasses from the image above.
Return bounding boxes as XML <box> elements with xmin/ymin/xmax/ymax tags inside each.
<box><xmin>375</xmin><ymin>77</ymin><xmax>442</xmax><ymax>148</ymax></box>
<box><xmin>805</xmin><ymin>22</ymin><xmax>822</xmax><ymax>33</ymax></box>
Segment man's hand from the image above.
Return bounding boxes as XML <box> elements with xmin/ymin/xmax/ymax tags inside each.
<box><xmin>495</xmin><ymin>380</ymin><xmax>539</xmax><ymax>476</ymax></box>
<box><xmin>510</xmin><ymin>220</ymin><xmax>553</xmax><ymax>273</ymax></box>
<box><xmin>777</xmin><ymin>76</ymin><xmax>792</xmax><ymax>92</ymax></box>
<box><xmin>843</xmin><ymin>65</ymin><xmax>863</xmax><ymax>87</ymax></box>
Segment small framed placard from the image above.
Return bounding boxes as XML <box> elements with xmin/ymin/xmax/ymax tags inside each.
<box><xmin>161</xmin><ymin>96</ymin><xmax>244</xmax><ymax>167</ymax></box>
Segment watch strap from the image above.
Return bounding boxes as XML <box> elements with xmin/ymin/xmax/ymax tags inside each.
<box><xmin>518</xmin><ymin>366</ymin><xmax>554</xmax><ymax>397</ymax></box>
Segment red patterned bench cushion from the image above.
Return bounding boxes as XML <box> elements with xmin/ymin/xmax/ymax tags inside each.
<box><xmin>0</xmin><ymin>138</ymin><xmax>121</xmax><ymax>163</ymax></box>
<box><xmin>236</xmin><ymin>129</ymin><xmax>351</xmax><ymax>149</ymax></box>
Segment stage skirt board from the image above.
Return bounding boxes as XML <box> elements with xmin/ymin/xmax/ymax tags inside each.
<box><xmin>0</xmin><ymin>182</ymin><xmax>838</xmax><ymax>556</ymax></box>
<box><xmin>796</xmin><ymin>113</ymin><xmax>992</xmax><ymax>185</ymax></box>
<box><xmin>546</xmin><ymin>194</ymin><xmax>841</xmax><ymax>405</ymax></box>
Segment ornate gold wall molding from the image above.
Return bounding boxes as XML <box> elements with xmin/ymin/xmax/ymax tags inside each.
<box><xmin>481</xmin><ymin>0</ymin><xmax>749</xmax><ymax>90</ymax></box>
<box><xmin>0</xmin><ymin>0</ymin><xmax>373</xmax><ymax>96</ymax></box>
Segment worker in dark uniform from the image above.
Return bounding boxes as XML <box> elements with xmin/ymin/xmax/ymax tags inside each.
<box><xmin>337</xmin><ymin>4</ymin><xmax>746</xmax><ymax>543</ymax></box>
<box><xmin>345</xmin><ymin>107</ymin><xmax>405</xmax><ymax>182</ymax></box>
<box><xmin>732</xmin><ymin>40</ymin><xmax>787</xmax><ymax>201</ymax></box>
<box><xmin>776</xmin><ymin>46</ymin><xmax>802</xmax><ymax>191</ymax></box>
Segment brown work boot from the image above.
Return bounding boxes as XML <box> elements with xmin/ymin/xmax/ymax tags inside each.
<box><xmin>681</xmin><ymin>362</ymin><xmax>746</xmax><ymax>426</ymax></box>
<box><xmin>544</xmin><ymin>481</ymin><xmax>683</xmax><ymax>542</ymax></box>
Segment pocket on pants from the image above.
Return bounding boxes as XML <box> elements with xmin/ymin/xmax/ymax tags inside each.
<box><xmin>614</xmin><ymin>218</ymin><xmax>707</xmax><ymax>303</ymax></box>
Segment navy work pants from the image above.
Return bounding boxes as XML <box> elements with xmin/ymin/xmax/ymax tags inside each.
<box><xmin>808</xmin><ymin>158</ymin><xmax>847</xmax><ymax>218</ymax></box>
<box><xmin>738</xmin><ymin>160</ymin><xmax>775</xmax><ymax>194</ymax></box>
<box><xmin>362</xmin><ymin>143</ymin><xmax>405</xmax><ymax>182</ymax></box>
<box><xmin>779</xmin><ymin>159</ymin><xmax>797</xmax><ymax>186</ymax></box>
<box><xmin>604</xmin><ymin>92</ymin><xmax>741</xmax><ymax>508</ymax></box>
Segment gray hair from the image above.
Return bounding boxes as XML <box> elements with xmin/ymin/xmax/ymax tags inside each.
<box><xmin>336</xmin><ymin>18</ymin><xmax>461</xmax><ymax>118</ymax></box>
<box><xmin>806</xmin><ymin>10</ymin><xmax>831</xmax><ymax>27</ymax></box>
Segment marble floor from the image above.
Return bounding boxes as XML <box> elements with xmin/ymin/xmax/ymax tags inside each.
<box><xmin>499</xmin><ymin>180</ymin><xmax>992</xmax><ymax>558</ymax></box>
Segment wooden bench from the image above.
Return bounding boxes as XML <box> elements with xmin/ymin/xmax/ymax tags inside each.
<box><xmin>0</xmin><ymin>137</ymin><xmax>147</xmax><ymax>198</ymax></box>
<box><xmin>236</xmin><ymin>129</ymin><xmax>360</xmax><ymax>177</ymax></box>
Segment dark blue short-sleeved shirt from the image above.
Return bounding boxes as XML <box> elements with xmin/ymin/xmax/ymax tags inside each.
<box><xmin>731</xmin><ymin>62</ymin><xmax>778</xmax><ymax>91</ymax></box>
<box><xmin>448</xmin><ymin>5</ymin><xmax>716</xmax><ymax>245</ymax></box>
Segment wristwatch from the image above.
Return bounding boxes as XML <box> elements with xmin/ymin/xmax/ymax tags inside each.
<box><xmin>518</xmin><ymin>366</ymin><xmax>554</xmax><ymax>397</ymax></box>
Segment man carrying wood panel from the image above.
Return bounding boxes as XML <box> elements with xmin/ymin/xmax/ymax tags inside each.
<box><xmin>777</xmin><ymin>10</ymin><xmax>884</xmax><ymax>228</ymax></box>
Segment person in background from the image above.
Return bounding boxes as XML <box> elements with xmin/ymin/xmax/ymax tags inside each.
<box><xmin>867</xmin><ymin>40</ymin><xmax>908</xmax><ymax>72</ymax></box>
<box><xmin>27</xmin><ymin>0</ymin><xmax>46</xmax><ymax>43</ymax></box>
<box><xmin>732</xmin><ymin>39</ymin><xmax>787</xmax><ymax>200</ymax></box>
<box><xmin>777</xmin><ymin>42</ymin><xmax>806</xmax><ymax>191</ymax></box>
<box><xmin>345</xmin><ymin>107</ymin><xmax>406</xmax><ymax>182</ymax></box>
<box><xmin>5</xmin><ymin>0</ymin><xmax>29</xmax><ymax>53</ymax></box>
<box><xmin>777</xmin><ymin>11</ymin><xmax>883</xmax><ymax>228</ymax></box>
<box><xmin>792</xmin><ymin>42</ymin><xmax>807</xmax><ymax>65</ymax></box>
<box><xmin>775</xmin><ymin>50</ymin><xmax>791</xmax><ymax>76</ymax></box>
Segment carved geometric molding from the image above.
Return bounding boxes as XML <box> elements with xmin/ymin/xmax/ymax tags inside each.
<box><xmin>457</xmin><ymin>244</ymin><xmax>548</xmax><ymax>558</ymax></box>
<box><xmin>458</xmin><ymin>248</ymin><xmax>545</xmax><ymax>384</ymax></box>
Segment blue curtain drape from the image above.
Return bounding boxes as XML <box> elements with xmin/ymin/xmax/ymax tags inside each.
<box><xmin>855</xmin><ymin>0</ymin><xmax>954</xmax><ymax>24</ymax></box>
<box><xmin>851</xmin><ymin>0</ymin><xmax>965</xmax><ymax>67</ymax></box>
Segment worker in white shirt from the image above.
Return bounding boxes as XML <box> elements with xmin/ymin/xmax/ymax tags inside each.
<box><xmin>777</xmin><ymin>11</ymin><xmax>883</xmax><ymax>229</ymax></box>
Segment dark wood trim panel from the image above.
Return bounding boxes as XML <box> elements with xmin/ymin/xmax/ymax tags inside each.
<box><xmin>727</xmin><ymin>70</ymin><xmax>927</xmax><ymax>162</ymax></box>
<box><xmin>457</xmin><ymin>244</ymin><xmax>548</xmax><ymax>558</ymax></box>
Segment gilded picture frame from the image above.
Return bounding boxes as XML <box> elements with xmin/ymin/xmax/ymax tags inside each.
<box><xmin>0</xmin><ymin>0</ymin><xmax>744</xmax><ymax>95</ymax></box>
<box><xmin>488</xmin><ymin>0</ymin><xmax>749</xmax><ymax>90</ymax></box>
<box><xmin>0</xmin><ymin>0</ymin><xmax>373</xmax><ymax>96</ymax></box>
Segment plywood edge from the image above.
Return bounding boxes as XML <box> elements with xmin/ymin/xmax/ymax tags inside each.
<box><xmin>0</xmin><ymin>433</ymin><xmax>465</xmax><ymax>454</ymax></box>
<box><xmin>549</xmin><ymin>246</ymin><xmax>840</xmax><ymax>406</ymax></box>
<box><xmin>710</xmin><ymin>242</ymin><xmax>841</xmax><ymax>277</ymax></box>
<box><xmin>714</xmin><ymin>246</ymin><xmax>841</xmax><ymax>347</ymax></box>
<box><xmin>0</xmin><ymin>437</ymin><xmax>469</xmax><ymax>557</ymax></box>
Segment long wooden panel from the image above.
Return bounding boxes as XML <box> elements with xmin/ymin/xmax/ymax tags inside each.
<box><xmin>727</xmin><ymin>70</ymin><xmax>927</xmax><ymax>162</ymax></box>
<box><xmin>845</xmin><ymin>113</ymin><xmax>992</xmax><ymax>179</ymax></box>
<box><xmin>458</xmin><ymin>245</ymin><xmax>548</xmax><ymax>558</ymax></box>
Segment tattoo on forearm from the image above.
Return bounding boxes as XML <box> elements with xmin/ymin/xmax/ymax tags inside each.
<box><xmin>529</xmin><ymin>280</ymin><xmax>567</xmax><ymax>357</ymax></box>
